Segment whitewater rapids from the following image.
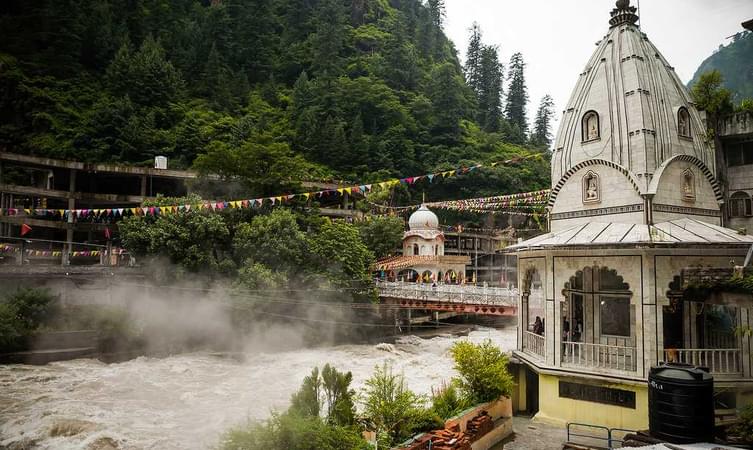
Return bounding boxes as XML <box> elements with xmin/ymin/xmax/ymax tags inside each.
<box><xmin>0</xmin><ymin>327</ymin><xmax>515</xmax><ymax>450</ymax></box>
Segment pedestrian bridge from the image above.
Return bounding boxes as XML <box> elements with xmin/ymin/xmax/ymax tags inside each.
<box><xmin>376</xmin><ymin>281</ymin><xmax>517</xmax><ymax>316</ymax></box>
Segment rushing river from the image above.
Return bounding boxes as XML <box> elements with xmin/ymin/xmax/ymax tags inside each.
<box><xmin>0</xmin><ymin>327</ymin><xmax>515</xmax><ymax>450</ymax></box>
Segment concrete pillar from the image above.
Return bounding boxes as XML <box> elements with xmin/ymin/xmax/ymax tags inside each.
<box><xmin>140</xmin><ymin>175</ymin><xmax>147</xmax><ymax>197</ymax></box>
<box><xmin>742</xmin><ymin>308</ymin><xmax>751</xmax><ymax>378</ymax></box>
<box><xmin>407</xmin><ymin>308</ymin><xmax>412</xmax><ymax>333</ymax></box>
<box><xmin>63</xmin><ymin>169</ymin><xmax>76</xmax><ymax>265</ymax></box>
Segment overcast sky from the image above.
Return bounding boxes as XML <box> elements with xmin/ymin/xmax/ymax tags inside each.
<box><xmin>443</xmin><ymin>0</ymin><xmax>753</xmax><ymax>130</ymax></box>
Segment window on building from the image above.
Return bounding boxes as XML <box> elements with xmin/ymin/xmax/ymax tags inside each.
<box><xmin>413</xmin><ymin>243</ymin><xmax>419</xmax><ymax>255</ymax></box>
<box><xmin>677</xmin><ymin>107</ymin><xmax>691</xmax><ymax>138</ymax></box>
<box><xmin>582</xmin><ymin>111</ymin><xmax>600</xmax><ymax>142</ymax></box>
<box><xmin>729</xmin><ymin>191</ymin><xmax>753</xmax><ymax>218</ymax></box>
<box><xmin>564</xmin><ymin>267</ymin><xmax>632</xmax><ymax>341</ymax></box>
<box><xmin>727</xmin><ymin>141</ymin><xmax>753</xmax><ymax>167</ymax></box>
<box><xmin>600</xmin><ymin>297</ymin><xmax>631</xmax><ymax>336</ymax></box>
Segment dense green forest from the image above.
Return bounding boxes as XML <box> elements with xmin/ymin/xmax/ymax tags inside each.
<box><xmin>690</xmin><ymin>31</ymin><xmax>753</xmax><ymax>104</ymax></box>
<box><xmin>0</xmin><ymin>0</ymin><xmax>550</xmax><ymax>202</ymax></box>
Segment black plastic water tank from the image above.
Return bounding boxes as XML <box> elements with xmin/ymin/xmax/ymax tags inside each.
<box><xmin>648</xmin><ymin>362</ymin><xmax>714</xmax><ymax>444</ymax></box>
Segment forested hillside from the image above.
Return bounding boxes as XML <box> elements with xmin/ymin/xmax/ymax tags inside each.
<box><xmin>0</xmin><ymin>0</ymin><xmax>550</xmax><ymax>199</ymax></box>
<box><xmin>690</xmin><ymin>31</ymin><xmax>753</xmax><ymax>103</ymax></box>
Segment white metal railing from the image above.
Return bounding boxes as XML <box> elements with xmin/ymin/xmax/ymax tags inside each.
<box><xmin>561</xmin><ymin>341</ymin><xmax>637</xmax><ymax>372</ymax></box>
<box><xmin>523</xmin><ymin>331</ymin><xmax>546</xmax><ymax>359</ymax></box>
<box><xmin>663</xmin><ymin>349</ymin><xmax>742</xmax><ymax>375</ymax></box>
<box><xmin>376</xmin><ymin>281</ymin><xmax>516</xmax><ymax>306</ymax></box>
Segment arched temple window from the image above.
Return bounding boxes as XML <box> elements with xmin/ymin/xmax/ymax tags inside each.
<box><xmin>413</xmin><ymin>243</ymin><xmax>419</xmax><ymax>255</ymax></box>
<box><xmin>677</xmin><ymin>107</ymin><xmax>691</xmax><ymax>138</ymax></box>
<box><xmin>582</xmin><ymin>171</ymin><xmax>600</xmax><ymax>204</ymax></box>
<box><xmin>522</xmin><ymin>268</ymin><xmax>545</xmax><ymax>335</ymax></box>
<box><xmin>563</xmin><ymin>267</ymin><xmax>632</xmax><ymax>342</ymax></box>
<box><xmin>729</xmin><ymin>191</ymin><xmax>753</xmax><ymax>218</ymax></box>
<box><xmin>582</xmin><ymin>111</ymin><xmax>600</xmax><ymax>142</ymax></box>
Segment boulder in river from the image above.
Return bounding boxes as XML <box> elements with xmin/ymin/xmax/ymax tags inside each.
<box><xmin>49</xmin><ymin>419</ymin><xmax>97</xmax><ymax>437</ymax></box>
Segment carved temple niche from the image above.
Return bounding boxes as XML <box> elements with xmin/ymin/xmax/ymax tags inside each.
<box><xmin>582</xmin><ymin>111</ymin><xmax>600</xmax><ymax>142</ymax></box>
<box><xmin>582</xmin><ymin>170</ymin><xmax>600</xmax><ymax>204</ymax></box>
<box><xmin>681</xmin><ymin>169</ymin><xmax>695</xmax><ymax>202</ymax></box>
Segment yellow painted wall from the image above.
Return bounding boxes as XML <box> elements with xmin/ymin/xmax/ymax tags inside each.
<box><xmin>535</xmin><ymin>374</ymin><xmax>648</xmax><ymax>430</ymax></box>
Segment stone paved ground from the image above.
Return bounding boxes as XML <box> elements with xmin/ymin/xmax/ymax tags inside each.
<box><xmin>492</xmin><ymin>416</ymin><xmax>568</xmax><ymax>450</ymax></box>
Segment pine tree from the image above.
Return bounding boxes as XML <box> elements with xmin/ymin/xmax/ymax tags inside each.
<box><xmin>105</xmin><ymin>36</ymin><xmax>185</xmax><ymax>108</ymax></box>
<box><xmin>426</xmin><ymin>0</ymin><xmax>445</xmax><ymax>30</ymax></box>
<box><xmin>505</xmin><ymin>52</ymin><xmax>529</xmax><ymax>137</ymax></box>
<box><xmin>311</xmin><ymin>0</ymin><xmax>347</xmax><ymax>76</ymax></box>
<box><xmin>464</xmin><ymin>22</ymin><xmax>483</xmax><ymax>96</ymax></box>
<box><xmin>477</xmin><ymin>45</ymin><xmax>503</xmax><ymax>132</ymax></box>
<box><xmin>531</xmin><ymin>94</ymin><xmax>555</xmax><ymax>149</ymax></box>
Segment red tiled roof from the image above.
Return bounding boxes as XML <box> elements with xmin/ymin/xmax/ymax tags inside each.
<box><xmin>375</xmin><ymin>255</ymin><xmax>470</xmax><ymax>271</ymax></box>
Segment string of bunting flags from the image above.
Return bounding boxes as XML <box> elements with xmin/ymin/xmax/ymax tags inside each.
<box><xmin>0</xmin><ymin>244</ymin><xmax>101</xmax><ymax>258</ymax></box>
<box><xmin>0</xmin><ymin>154</ymin><xmax>543</xmax><ymax>220</ymax></box>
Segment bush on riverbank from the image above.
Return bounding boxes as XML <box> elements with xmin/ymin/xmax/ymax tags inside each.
<box><xmin>430</xmin><ymin>381</ymin><xmax>472</xmax><ymax>420</ymax></box>
<box><xmin>0</xmin><ymin>288</ymin><xmax>57</xmax><ymax>352</ymax></box>
<box><xmin>221</xmin><ymin>412</ymin><xmax>370</xmax><ymax>450</ymax></box>
<box><xmin>450</xmin><ymin>339</ymin><xmax>514</xmax><ymax>403</ymax></box>
<box><xmin>220</xmin><ymin>363</ymin><xmax>369</xmax><ymax>450</ymax></box>
<box><xmin>361</xmin><ymin>362</ymin><xmax>443</xmax><ymax>447</ymax></box>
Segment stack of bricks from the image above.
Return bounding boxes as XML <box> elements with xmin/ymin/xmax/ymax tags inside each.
<box><xmin>399</xmin><ymin>411</ymin><xmax>493</xmax><ymax>450</ymax></box>
<box><xmin>464</xmin><ymin>412</ymin><xmax>494</xmax><ymax>442</ymax></box>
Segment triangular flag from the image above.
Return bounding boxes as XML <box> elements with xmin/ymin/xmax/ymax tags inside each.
<box><xmin>20</xmin><ymin>224</ymin><xmax>32</xmax><ymax>236</ymax></box>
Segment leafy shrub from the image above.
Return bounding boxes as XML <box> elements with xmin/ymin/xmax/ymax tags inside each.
<box><xmin>450</xmin><ymin>339</ymin><xmax>514</xmax><ymax>403</ymax></box>
<box><xmin>361</xmin><ymin>363</ymin><xmax>429</xmax><ymax>446</ymax></box>
<box><xmin>0</xmin><ymin>288</ymin><xmax>57</xmax><ymax>352</ymax></box>
<box><xmin>729</xmin><ymin>404</ymin><xmax>753</xmax><ymax>443</ymax></box>
<box><xmin>220</xmin><ymin>412</ymin><xmax>369</xmax><ymax>450</ymax></box>
<box><xmin>431</xmin><ymin>381</ymin><xmax>472</xmax><ymax>420</ymax></box>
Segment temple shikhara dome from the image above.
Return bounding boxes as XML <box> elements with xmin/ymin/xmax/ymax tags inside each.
<box><xmin>548</xmin><ymin>0</ymin><xmax>719</xmax><ymax>232</ymax></box>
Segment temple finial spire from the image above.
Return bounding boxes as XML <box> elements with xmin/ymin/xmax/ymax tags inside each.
<box><xmin>610</xmin><ymin>0</ymin><xmax>639</xmax><ymax>27</ymax></box>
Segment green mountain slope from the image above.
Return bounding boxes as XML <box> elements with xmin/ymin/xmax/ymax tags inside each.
<box><xmin>0</xmin><ymin>0</ymin><xmax>549</xmax><ymax>200</ymax></box>
<box><xmin>689</xmin><ymin>31</ymin><xmax>753</xmax><ymax>102</ymax></box>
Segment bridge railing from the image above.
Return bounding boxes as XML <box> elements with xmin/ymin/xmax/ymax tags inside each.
<box><xmin>0</xmin><ymin>236</ymin><xmax>132</xmax><ymax>266</ymax></box>
<box><xmin>376</xmin><ymin>280</ymin><xmax>517</xmax><ymax>306</ymax></box>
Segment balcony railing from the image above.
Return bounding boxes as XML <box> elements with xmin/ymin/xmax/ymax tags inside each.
<box><xmin>663</xmin><ymin>349</ymin><xmax>742</xmax><ymax>375</ymax></box>
<box><xmin>376</xmin><ymin>281</ymin><xmax>516</xmax><ymax>306</ymax></box>
<box><xmin>561</xmin><ymin>341</ymin><xmax>637</xmax><ymax>372</ymax></box>
<box><xmin>523</xmin><ymin>331</ymin><xmax>546</xmax><ymax>360</ymax></box>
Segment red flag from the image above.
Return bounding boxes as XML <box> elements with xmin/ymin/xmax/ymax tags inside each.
<box><xmin>20</xmin><ymin>224</ymin><xmax>32</xmax><ymax>236</ymax></box>
<box><xmin>104</xmin><ymin>227</ymin><xmax>111</xmax><ymax>239</ymax></box>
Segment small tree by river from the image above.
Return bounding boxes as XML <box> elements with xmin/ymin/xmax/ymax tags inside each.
<box><xmin>450</xmin><ymin>339</ymin><xmax>514</xmax><ymax>403</ymax></box>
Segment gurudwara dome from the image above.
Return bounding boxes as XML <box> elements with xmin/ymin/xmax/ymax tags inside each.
<box><xmin>408</xmin><ymin>205</ymin><xmax>439</xmax><ymax>230</ymax></box>
<box><xmin>549</xmin><ymin>0</ymin><xmax>720</xmax><ymax>232</ymax></box>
